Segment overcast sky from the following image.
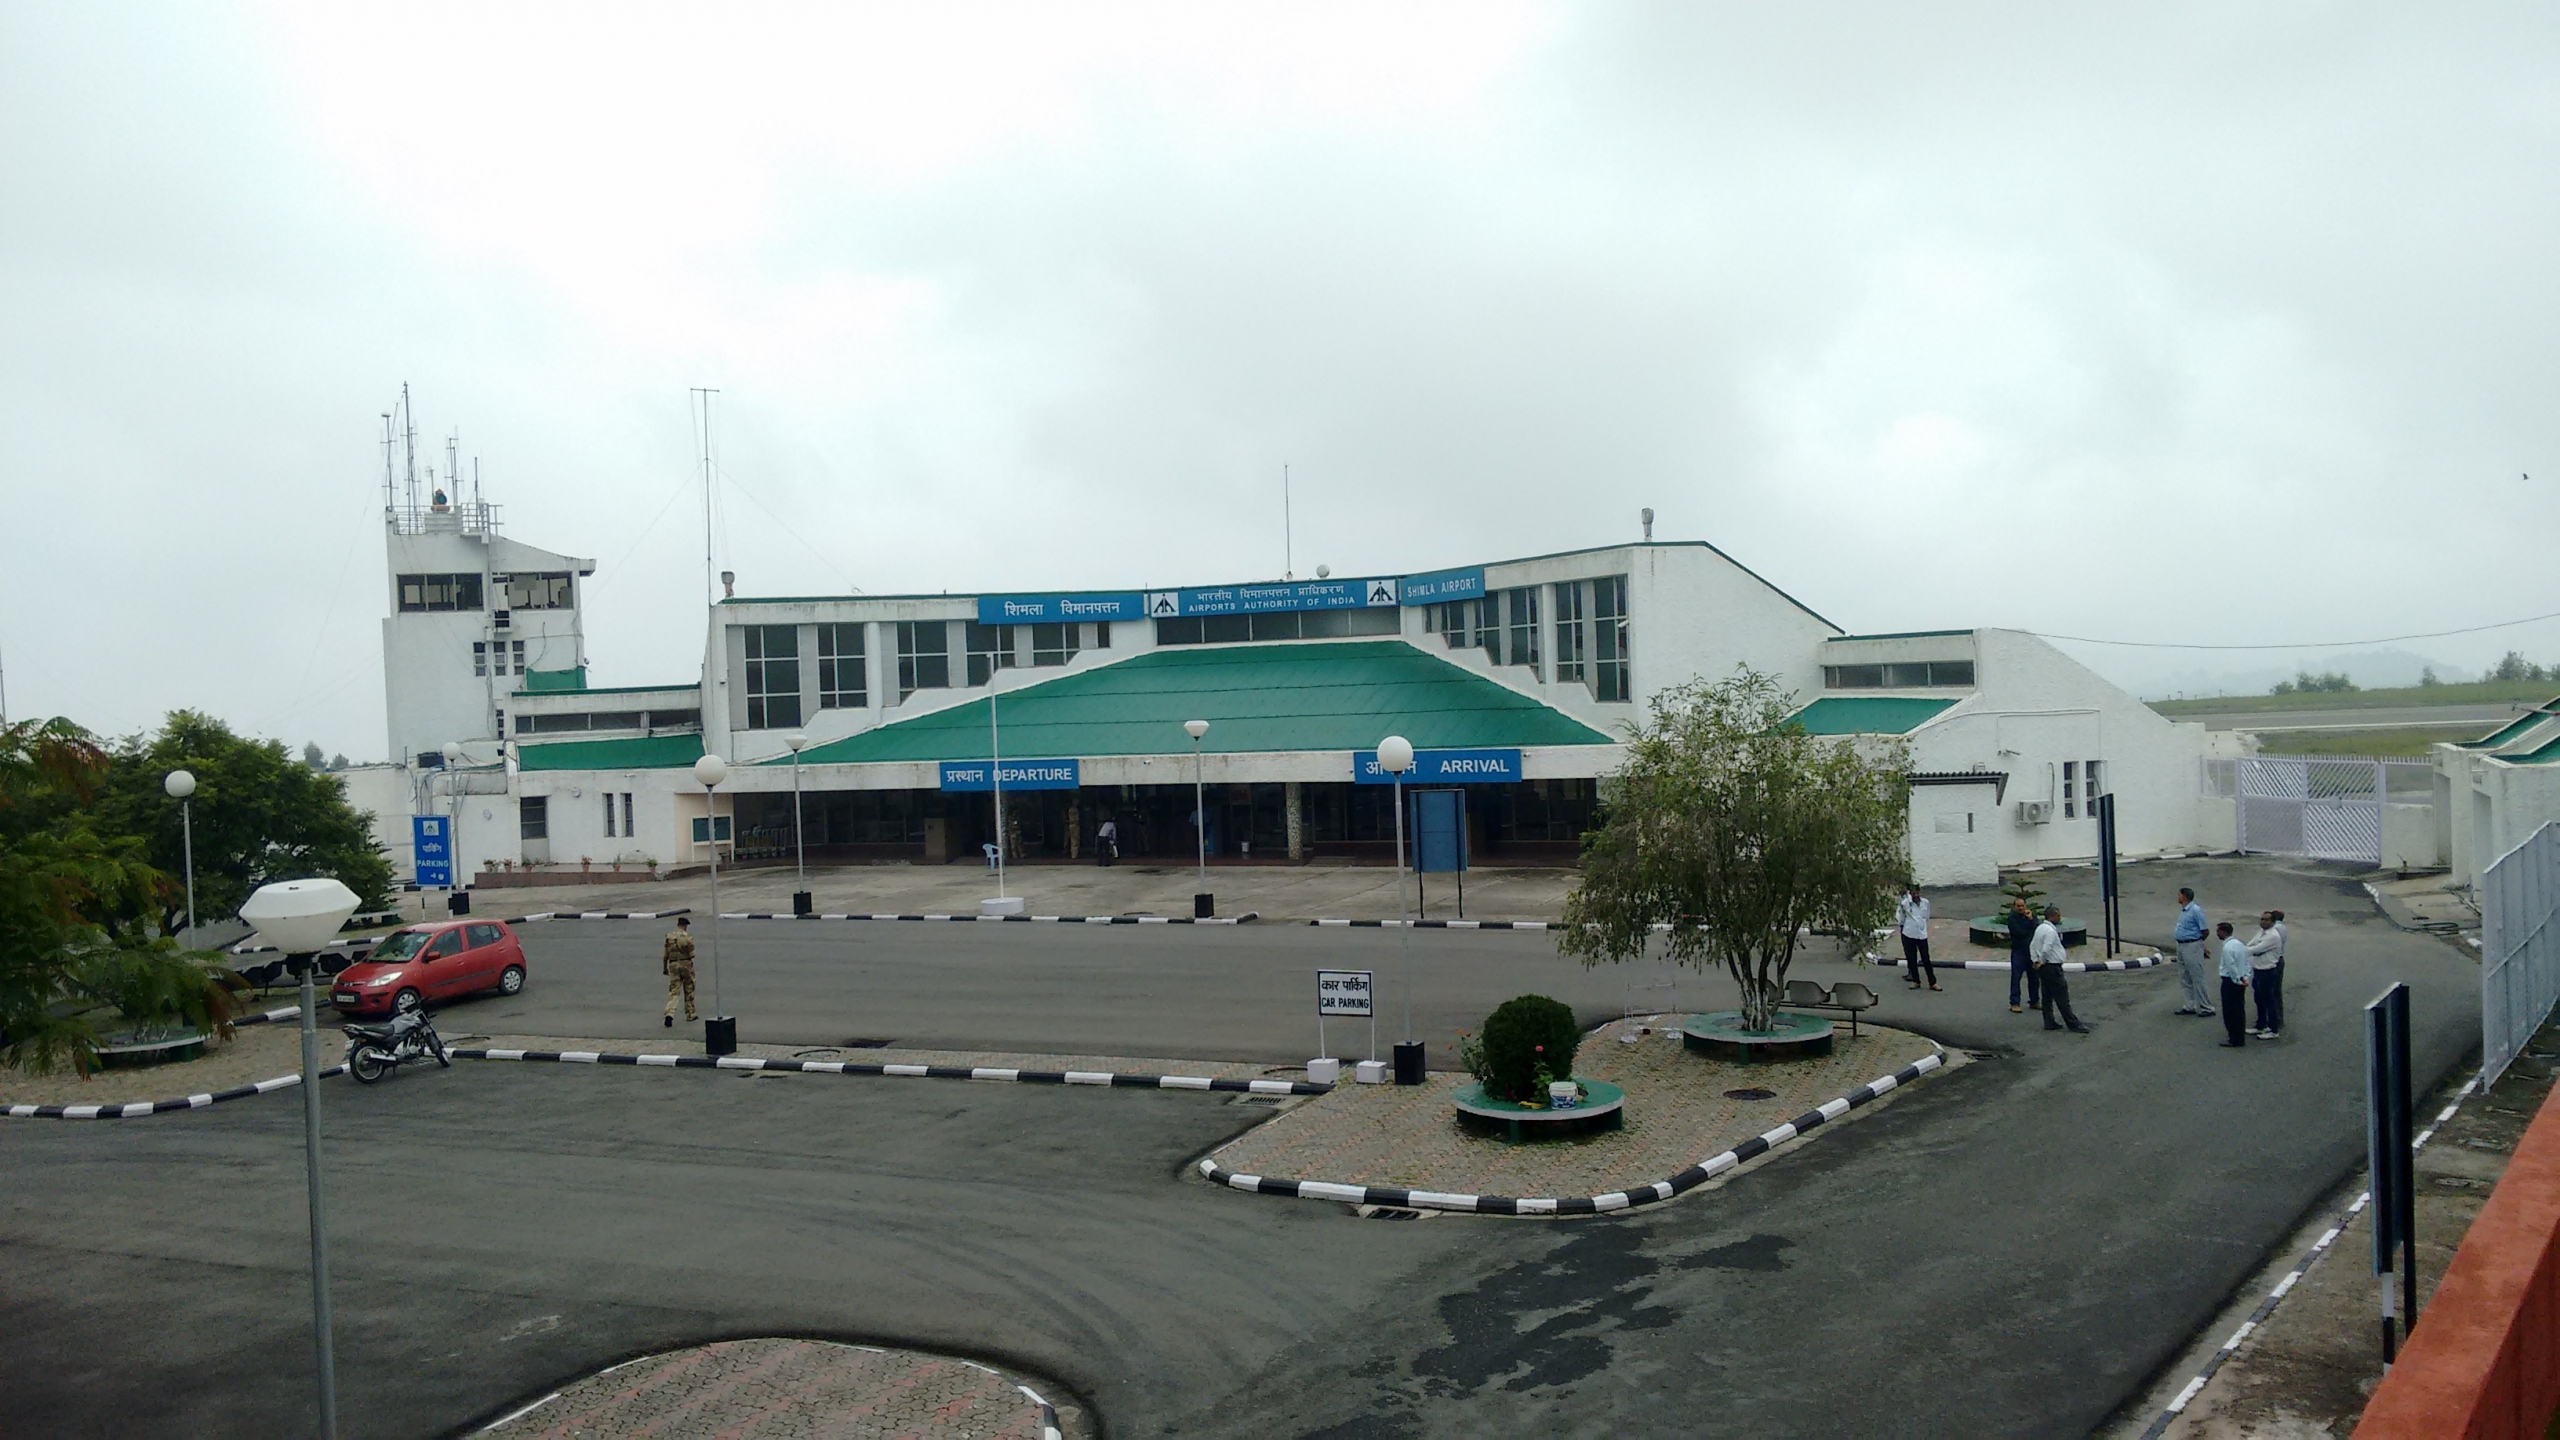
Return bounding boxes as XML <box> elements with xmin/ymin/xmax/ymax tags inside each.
<box><xmin>4</xmin><ymin>3</ymin><xmax>2555</xmax><ymax>759</ymax></box>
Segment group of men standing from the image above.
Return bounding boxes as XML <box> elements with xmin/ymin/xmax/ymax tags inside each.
<box><xmin>2173</xmin><ymin>886</ymin><xmax>2288</xmax><ymax>1046</ymax></box>
<box><xmin>1902</xmin><ymin>885</ymin><xmax>2091</xmax><ymax>1034</ymax></box>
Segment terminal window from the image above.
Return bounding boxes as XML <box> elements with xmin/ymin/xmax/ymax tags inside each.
<box><xmin>965</xmin><ymin>623</ymin><xmax>1018</xmax><ymax>685</ymax></box>
<box><xmin>1553</xmin><ymin>582</ymin><xmax>1587</xmax><ymax>682</ymax></box>
<box><xmin>1031</xmin><ymin>622</ymin><xmax>1079</xmax><ymax>667</ymax></box>
<box><xmin>519</xmin><ymin>795</ymin><xmax>548</xmax><ymax>841</ymax></box>
<box><xmin>818</xmin><ymin>623</ymin><xmax>866</xmax><ymax>709</ymax></box>
<box><xmin>897</xmin><ymin>621</ymin><xmax>951</xmax><ymax>699</ymax></box>
<box><xmin>1593</xmin><ymin>575</ymin><xmax>1630</xmax><ymax>702</ymax></box>
<box><xmin>743</xmin><ymin>624</ymin><xmax>802</xmax><ymax>729</ymax></box>
<box><xmin>501</xmin><ymin>572</ymin><xmax>574</xmax><ymax>609</ymax></box>
<box><xmin>1822</xmin><ymin>661</ymin><xmax>1975</xmax><ymax>689</ymax></box>
<box><xmin>1502</xmin><ymin>587</ymin><xmax>1542</xmax><ymax>678</ymax></box>
<box><xmin>472</xmin><ymin>639</ymin><xmax>526</xmax><ymax>677</ymax></box>
<box><xmin>397</xmin><ymin>572</ymin><xmax>484</xmax><ymax>612</ymax></box>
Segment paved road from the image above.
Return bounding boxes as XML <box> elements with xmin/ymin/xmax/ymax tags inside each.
<box><xmin>0</xmin><ymin>860</ymin><xmax>2484</xmax><ymax>1438</ymax></box>
<box><xmin>2163</xmin><ymin>702</ymin><xmax>2522</xmax><ymax>732</ymax></box>
<box><xmin>381</xmin><ymin>919</ymin><xmax>1674</xmax><ymax>1066</ymax></box>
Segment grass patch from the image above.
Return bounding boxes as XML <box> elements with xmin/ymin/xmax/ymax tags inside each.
<box><xmin>2151</xmin><ymin>679</ymin><xmax>2557</xmax><ymax>717</ymax></box>
<box><xmin>2253</xmin><ymin>727</ymin><xmax>2453</xmax><ymax>758</ymax></box>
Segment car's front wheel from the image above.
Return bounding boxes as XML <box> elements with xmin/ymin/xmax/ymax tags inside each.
<box><xmin>392</xmin><ymin>988</ymin><xmax>422</xmax><ymax>1015</ymax></box>
<box><xmin>496</xmin><ymin>965</ymin><xmax>524</xmax><ymax>996</ymax></box>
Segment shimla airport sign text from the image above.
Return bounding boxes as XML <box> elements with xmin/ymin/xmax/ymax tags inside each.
<box><xmin>978</xmin><ymin>567</ymin><xmax>1484</xmax><ymax>626</ymax></box>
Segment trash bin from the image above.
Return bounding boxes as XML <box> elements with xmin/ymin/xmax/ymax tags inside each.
<box><xmin>1393</xmin><ymin>1040</ymin><xmax>1426</xmax><ymax>1085</ymax></box>
<box><xmin>1194</xmin><ymin>892</ymin><xmax>1215</xmax><ymax>919</ymax></box>
<box><xmin>447</xmin><ymin>891</ymin><xmax>471</xmax><ymax>916</ymax></box>
<box><xmin>792</xmin><ymin>890</ymin><xmax>813</xmax><ymax>917</ymax></box>
<box><xmin>704</xmin><ymin>1016</ymin><xmax>737</xmax><ymax>1057</ymax></box>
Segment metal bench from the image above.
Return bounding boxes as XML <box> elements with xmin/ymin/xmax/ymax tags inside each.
<box><xmin>1782</xmin><ymin>979</ymin><xmax>1881</xmax><ymax>1037</ymax></box>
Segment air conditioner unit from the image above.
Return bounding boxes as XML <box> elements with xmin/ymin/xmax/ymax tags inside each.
<box><xmin>2016</xmin><ymin>800</ymin><xmax>2053</xmax><ymax>825</ymax></box>
<box><xmin>493</xmin><ymin>609</ymin><xmax>511</xmax><ymax>631</ymax></box>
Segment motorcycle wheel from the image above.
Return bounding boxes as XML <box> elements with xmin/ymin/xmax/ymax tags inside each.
<box><xmin>350</xmin><ymin>1046</ymin><xmax>392</xmax><ymax>1084</ymax></box>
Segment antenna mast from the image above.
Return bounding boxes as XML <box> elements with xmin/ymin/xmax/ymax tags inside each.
<box><xmin>1283</xmin><ymin>464</ymin><xmax>1294</xmax><ymax>581</ymax></box>
<box><xmin>693</xmin><ymin>387</ymin><xmax>720</xmax><ymax>608</ymax></box>
<box><xmin>401</xmin><ymin>383</ymin><xmax>419</xmax><ymax>514</ymax></box>
<box><xmin>381</xmin><ymin>411</ymin><xmax>395</xmax><ymax>512</ymax></box>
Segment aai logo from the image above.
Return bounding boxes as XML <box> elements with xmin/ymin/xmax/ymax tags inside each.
<box><xmin>1365</xmin><ymin>578</ymin><xmax>1398</xmax><ymax>606</ymax></box>
<box><xmin>1146</xmin><ymin>592</ymin><xmax>1179</xmax><ymax>618</ymax></box>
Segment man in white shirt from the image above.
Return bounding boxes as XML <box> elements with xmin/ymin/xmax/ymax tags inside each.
<box><xmin>1897</xmin><ymin>885</ymin><xmax>1939</xmax><ymax>991</ymax></box>
<box><xmin>2245</xmin><ymin>910</ymin><xmax>2288</xmax><ymax>1039</ymax></box>
<box><xmin>1096</xmin><ymin>816</ymin><xmax>1119</xmax><ymax>867</ymax></box>
<box><xmin>2031</xmin><ymin>905</ymin><xmax>2088</xmax><ymax>1033</ymax></box>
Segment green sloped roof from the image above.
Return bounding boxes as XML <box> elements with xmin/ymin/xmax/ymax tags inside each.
<box><xmin>1785</xmin><ymin>696</ymin><xmax>1958</xmax><ymax>736</ymax></box>
<box><xmin>784</xmin><ymin>641</ymin><xmax>1615</xmax><ymax>765</ymax></box>
<box><xmin>517</xmin><ymin>733</ymin><xmax>705</xmax><ymax>771</ymax></box>
<box><xmin>2463</xmin><ymin>702</ymin><xmax>2560</xmax><ymax>749</ymax></box>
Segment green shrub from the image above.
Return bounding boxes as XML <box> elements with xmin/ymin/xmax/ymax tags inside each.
<box><xmin>1474</xmin><ymin>994</ymin><xmax>1581</xmax><ymax>1102</ymax></box>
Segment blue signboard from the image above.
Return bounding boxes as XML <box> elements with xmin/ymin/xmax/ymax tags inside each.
<box><xmin>1148</xmin><ymin>576</ymin><xmax>1399</xmax><ymax>618</ymax></box>
<box><xmin>1397</xmin><ymin>567</ymin><xmax>1485</xmax><ymax>605</ymax></box>
<box><xmin>1352</xmin><ymin>747</ymin><xmax>1523</xmax><ymax>785</ymax></box>
<box><xmin>412</xmin><ymin>815</ymin><xmax>453</xmax><ymax>888</ymax></box>
<box><xmin>977</xmin><ymin>593</ymin><xmax>1146</xmax><ymax>625</ymax></box>
<box><xmin>1411</xmin><ymin>789</ymin><xmax>1468</xmax><ymax>873</ymax></box>
<box><xmin>940</xmin><ymin>758</ymin><xmax>1082</xmax><ymax>792</ymax></box>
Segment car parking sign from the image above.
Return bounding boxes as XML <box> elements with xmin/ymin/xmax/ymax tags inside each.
<box><xmin>1318</xmin><ymin>970</ymin><xmax>1373</xmax><ymax>1017</ymax></box>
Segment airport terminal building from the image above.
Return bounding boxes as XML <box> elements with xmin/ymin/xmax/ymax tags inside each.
<box><xmin>378</xmin><ymin>495</ymin><xmax>2215</xmax><ymax>890</ymax></box>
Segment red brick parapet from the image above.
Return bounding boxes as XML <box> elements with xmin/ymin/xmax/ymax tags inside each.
<box><xmin>2358</xmin><ymin>1079</ymin><xmax>2560</xmax><ymax>1437</ymax></box>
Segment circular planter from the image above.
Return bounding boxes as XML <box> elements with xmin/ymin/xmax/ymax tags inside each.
<box><xmin>1680</xmin><ymin>1010</ymin><xmax>1834</xmax><ymax>1062</ymax></box>
<box><xmin>1968</xmin><ymin>915</ymin><xmax>2087</xmax><ymax>948</ymax></box>
<box><xmin>94</xmin><ymin>1032</ymin><xmax>209</xmax><ymax>1069</ymax></box>
<box><xmin>1454</xmin><ymin>1079</ymin><xmax>1626</xmax><ymax>1141</ymax></box>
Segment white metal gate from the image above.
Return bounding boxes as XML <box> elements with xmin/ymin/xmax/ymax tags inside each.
<box><xmin>2483</xmin><ymin>822</ymin><xmax>2560</xmax><ymax>1087</ymax></box>
<box><xmin>2236</xmin><ymin>757</ymin><xmax>2385</xmax><ymax>862</ymax></box>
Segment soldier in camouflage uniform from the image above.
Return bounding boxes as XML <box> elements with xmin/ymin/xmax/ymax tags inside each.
<box><xmin>662</xmin><ymin>916</ymin><xmax>698</xmax><ymax>1026</ymax></box>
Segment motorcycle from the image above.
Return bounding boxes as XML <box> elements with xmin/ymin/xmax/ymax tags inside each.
<box><xmin>344</xmin><ymin>1008</ymin><xmax>450</xmax><ymax>1083</ymax></box>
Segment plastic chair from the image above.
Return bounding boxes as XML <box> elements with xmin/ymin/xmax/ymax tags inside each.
<box><xmin>1783</xmin><ymin>980</ymin><xmax>1832</xmax><ymax>1009</ymax></box>
<box><xmin>982</xmin><ymin>843</ymin><xmax>1000</xmax><ymax>869</ymax></box>
<box><xmin>1830</xmin><ymin>982</ymin><xmax>1880</xmax><ymax>1036</ymax></box>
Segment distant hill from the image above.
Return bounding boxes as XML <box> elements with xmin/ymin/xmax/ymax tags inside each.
<box><xmin>2149</xmin><ymin>678</ymin><xmax>2556</xmax><ymax>716</ymax></box>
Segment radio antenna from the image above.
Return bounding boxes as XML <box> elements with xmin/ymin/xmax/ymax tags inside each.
<box><xmin>1283</xmin><ymin>464</ymin><xmax>1294</xmax><ymax>581</ymax></box>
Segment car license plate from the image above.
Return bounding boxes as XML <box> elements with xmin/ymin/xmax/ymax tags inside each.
<box><xmin>332</xmin><ymin>992</ymin><xmax>358</xmax><ymax>1004</ymax></box>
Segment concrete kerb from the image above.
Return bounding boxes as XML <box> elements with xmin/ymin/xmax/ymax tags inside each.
<box><xmin>1869</xmin><ymin>950</ymin><xmax>2168</xmax><ymax>975</ymax></box>
<box><xmin>227</xmin><ymin>909</ymin><xmax>695</xmax><ymax>954</ymax></box>
<box><xmin>2132</xmin><ymin>1071</ymin><xmax>2486</xmax><ymax>1439</ymax></box>
<box><xmin>473</xmin><ymin>1341</ymin><xmax>1068</xmax><ymax>1440</ymax></box>
<box><xmin>1197</xmin><ymin>1048</ymin><xmax>1952</xmax><ymax>1217</ymax></box>
<box><xmin>3</xmin><ymin>1063</ymin><xmax>351</xmax><ymax>1119</ymax></box>
<box><xmin>719</xmin><ymin>911</ymin><xmax>1259</xmax><ymax>925</ymax></box>
<box><xmin>450</xmin><ymin>1047</ymin><xmax>1332</xmax><ymax>1096</ymax></box>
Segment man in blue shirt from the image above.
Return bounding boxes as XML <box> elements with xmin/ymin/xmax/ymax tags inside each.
<box><xmin>2173</xmin><ymin>887</ymin><xmax>2214</xmax><ymax>1017</ymax></box>
<box><xmin>2215</xmin><ymin>921</ymin><xmax>2253</xmax><ymax>1047</ymax></box>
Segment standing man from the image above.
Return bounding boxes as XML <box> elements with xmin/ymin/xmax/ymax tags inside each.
<box><xmin>662</xmin><ymin>915</ymin><xmax>698</xmax><ymax>1027</ymax></box>
<box><xmin>2247</xmin><ymin>909</ymin><xmax>2288</xmax><ymax>1039</ymax></box>
<box><xmin>2216</xmin><ymin>921</ymin><xmax>2252</xmax><ymax>1047</ymax></box>
<box><xmin>2005</xmin><ymin>896</ymin><xmax>2041</xmax><ymax>1014</ymax></box>
<box><xmin>2031</xmin><ymin>905</ymin><xmax>2088</xmax><ymax>1033</ymax></box>
<box><xmin>2172</xmin><ymin>886</ymin><xmax>2215</xmax><ymax>1017</ymax></box>
<box><xmin>1097</xmin><ymin>814</ymin><xmax>1119</xmax><ymax>867</ymax></box>
<box><xmin>1897</xmin><ymin>884</ymin><xmax>1940</xmax><ymax>991</ymax></box>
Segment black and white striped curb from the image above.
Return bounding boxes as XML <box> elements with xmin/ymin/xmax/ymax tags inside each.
<box><xmin>231</xmin><ymin>1004</ymin><xmax>307</xmax><ymax>1027</ymax></box>
<box><xmin>1870</xmin><ymin>952</ymin><xmax>2164</xmax><ymax>974</ymax></box>
<box><xmin>451</xmin><ymin>1047</ymin><xmax>1329</xmax><ymax>1095</ymax></box>
<box><xmin>229</xmin><ymin>909</ymin><xmax>694</xmax><ymax>954</ymax></box>
<box><xmin>1312</xmin><ymin>918</ymin><xmax>1562</xmax><ymax>930</ymax></box>
<box><xmin>2138</xmin><ymin>1073</ymin><xmax>2482</xmax><ymax>1438</ymax></box>
<box><xmin>4</xmin><ymin>1063</ymin><xmax>350</xmax><ymax>1119</ymax></box>
<box><xmin>718</xmin><ymin>910</ymin><xmax>1256</xmax><ymax>925</ymax></box>
<box><xmin>1200</xmin><ymin>1051</ymin><xmax>1946</xmax><ymax>1215</ymax></box>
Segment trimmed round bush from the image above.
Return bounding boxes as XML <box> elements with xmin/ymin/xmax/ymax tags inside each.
<box><xmin>1476</xmin><ymin>994</ymin><xmax>1581</xmax><ymax>1103</ymax></box>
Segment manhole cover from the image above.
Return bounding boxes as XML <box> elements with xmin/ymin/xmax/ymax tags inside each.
<box><xmin>1724</xmin><ymin>1087</ymin><xmax>1777</xmax><ymax>1101</ymax></box>
<box><xmin>837</xmin><ymin>1038</ymin><xmax>892</xmax><ymax>1049</ymax></box>
<box><xmin>1366</xmin><ymin>1207</ymin><xmax>1421</xmax><ymax>1220</ymax></box>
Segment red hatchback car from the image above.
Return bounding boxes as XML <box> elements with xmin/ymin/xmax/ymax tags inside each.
<box><xmin>330</xmin><ymin>919</ymin><xmax>528</xmax><ymax>1017</ymax></box>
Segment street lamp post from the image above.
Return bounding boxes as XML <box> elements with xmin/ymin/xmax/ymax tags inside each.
<box><xmin>1378</xmin><ymin>734</ymin><xmax>1423</xmax><ymax>1085</ymax></box>
<box><xmin>694</xmin><ymin>753</ymin><xmax>735</xmax><ymax>1055</ymax></box>
<box><xmin>440</xmin><ymin>741</ymin><xmax>465</xmax><ymax>917</ymax></box>
<box><xmin>164</xmin><ymin>770</ymin><xmax>197</xmax><ymax>940</ymax></box>
<box><xmin>239</xmin><ymin>877</ymin><xmax>361</xmax><ymax>1440</ymax></box>
<box><xmin>1185</xmin><ymin>719</ymin><xmax>1211</xmax><ymax>918</ymax></box>
<box><xmin>784</xmin><ymin>733</ymin><xmax>811</xmax><ymax>917</ymax></box>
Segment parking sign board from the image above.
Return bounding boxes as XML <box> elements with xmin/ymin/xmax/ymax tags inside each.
<box><xmin>412</xmin><ymin>815</ymin><xmax>452</xmax><ymax>888</ymax></box>
<box><xmin>1318</xmin><ymin>970</ymin><xmax>1373</xmax><ymax>1018</ymax></box>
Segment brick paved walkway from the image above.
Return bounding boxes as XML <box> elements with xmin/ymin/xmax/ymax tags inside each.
<box><xmin>1210</xmin><ymin>1016</ymin><xmax>1946</xmax><ymax>1202</ymax></box>
<box><xmin>493</xmin><ymin>1338</ymin><xmax>1057</xmax><ymax>1439</ymax></box>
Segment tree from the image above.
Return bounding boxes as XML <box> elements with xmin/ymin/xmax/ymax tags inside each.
<box><xmin>2419</xmin><ymin>666</ymin><xmax>2441</xmax><ymax>688</ymax></box>
<box><xmin>91</xmin><ymin>711</ymin><xmax>393</xmax><ymax>937</ymax></box>
<box><xmin>0</xmin><ymin>718</ymin><xmax>239</xmax><ymax>1074</ymax></box>
<box><xmin>301</xmin><ymin>742</ymin><xmax>326</xmax><ymax>770</ymax></box>
<box><xmin>2494</xmin><ymin>651</ymin><xmax>2546</xmax><ymax>684</ymax></box>
<box><xmin>1559</xmin><ymin>670</ymin><xmax>1911</xmax><ymax>1032</ymax></box>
